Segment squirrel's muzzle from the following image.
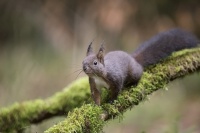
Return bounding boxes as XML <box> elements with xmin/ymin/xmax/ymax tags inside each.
<box><xmin>83</xmin><ymin>65</ymin><xmax>87</xmax><ymax>72</ymax></box>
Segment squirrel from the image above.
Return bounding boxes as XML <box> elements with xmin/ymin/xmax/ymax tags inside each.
<box><xmin>82</xmin><ymin>29</ymin><xmax>199</xmax><ymax>105</ymax></box>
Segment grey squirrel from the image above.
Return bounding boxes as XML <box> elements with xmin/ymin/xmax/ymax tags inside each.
<box><xmin>82</xmin><ymin>29</ymin><xmax>199</xmax><ymax>105</ymax></box>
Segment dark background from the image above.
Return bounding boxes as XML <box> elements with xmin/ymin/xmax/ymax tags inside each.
<box><xmin>0</xmin><ymin>0</ymin><xmax>200</xmax><ymax>132</ymax></box>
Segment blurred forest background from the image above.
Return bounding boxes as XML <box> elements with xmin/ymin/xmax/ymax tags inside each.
<box><xmin>0</xmin><ymin>0</ymin><xmax>200</xmax><ymax>132</ymax></box>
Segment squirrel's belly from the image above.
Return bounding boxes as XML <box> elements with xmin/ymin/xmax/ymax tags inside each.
<box><xmin>93</xmin><ymin>76</ymin><xmax>109</xmax><ymax>90</ymax></box>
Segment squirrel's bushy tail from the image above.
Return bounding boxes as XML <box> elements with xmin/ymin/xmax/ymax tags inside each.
<box><xmin>132</xmin><ymin>29</ymin><xmax>199</xmax><ymax>67</ymax></box>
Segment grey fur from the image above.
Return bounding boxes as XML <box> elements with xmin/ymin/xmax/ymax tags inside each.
<box><xmin>133</xmin><ymin>29</ymin><xmax>199</xmax><ymax>67</ymax></box>
<box><xmin>82</xmin><ymin>28</ymin><xmax>199</xmax><ymax>104</ymax></box>
<box><xmin>82</xmin><ymin>50</ymin><xmax>143</xmax><ymax>103</ymax></box>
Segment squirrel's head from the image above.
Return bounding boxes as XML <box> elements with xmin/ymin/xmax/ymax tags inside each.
<box><xmin>82</xmin><ymin>42</ymin><xmax>105</xmax><ymax>77</ymax></box>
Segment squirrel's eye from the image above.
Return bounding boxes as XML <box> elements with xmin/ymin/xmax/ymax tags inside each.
<box><xmin>93</xmin><ymin>61</ymin><xmax>97</xmax><ymax>65</ymax></box>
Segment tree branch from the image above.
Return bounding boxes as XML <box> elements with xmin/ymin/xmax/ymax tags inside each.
<box><xmin>44</xmin><ymin>48</ymin><xmax>200</xmax><ymax>133</ymax></box>
<box><xmin>0</xmin><ymin>48</ymin><xmax>199</xmax><ymax>132</ymax></box>
<box><xmin>0</xmin><ymin>77</ymin><xmax>91</xmax><ymax>132</ymax></box>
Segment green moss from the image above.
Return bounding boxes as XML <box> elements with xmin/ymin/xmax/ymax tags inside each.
<box><xmin>45</xmin><ymin>48</ymin><xmax>200</xmax><ymax>133</ymax></box>
<box><xmin>0</xmin><ymin>48</ymin><xmax>200</xmax><ymax>132</ymax></box>
<box><xmin>45</xmin><ymin>104</ymin><xmax>104</xmax><ymax>133</ymax></box>
<box><xmin>0</xmin><ymin>77</ymin><xmax>91</xmax><ymax>132</ymax></box>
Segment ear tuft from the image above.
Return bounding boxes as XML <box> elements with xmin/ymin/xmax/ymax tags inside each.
<box><xmin>86</xmin><ymin>42</ymin><xmax>93</xmax><ymax>56</ymax></box>
<box><xmin>97</xmin><ymin>41</ymin><xmax>105</xmax><ymax>65</ymax></box>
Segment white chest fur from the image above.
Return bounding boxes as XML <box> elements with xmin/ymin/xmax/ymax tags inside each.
<box><xmin>93</xmin><ymin>76</ymin><xmax>109</xmax><ymax>90</ymax></box>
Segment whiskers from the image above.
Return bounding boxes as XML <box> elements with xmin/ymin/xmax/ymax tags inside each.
<box><xmin>64</xmin><ymin>68</ymin><xmax>84</xmax><ymax>80</ymax></box>
<box><xmin>75</xmin><ymin>69</ymin><xmax>84</xmax><ymax>80</ymax></box>
<box><xmin>88</xmin><ymin>65</ymin><xmax>98</xmax><ymax>77</ymax></box>
<box><xmin>73</xmin><ymin>68</ymin><xmax>83</xmax><ymax>74</ymax></box>
<box><xmin>65</xmin><ymin>65</ymin><xmax>98</xmax><ymax>81</ymax></box>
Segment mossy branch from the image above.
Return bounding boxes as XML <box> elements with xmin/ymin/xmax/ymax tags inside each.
<box><xmin>45</xmin><ymin>48</ymin><xmax>200</xmax><ymax>133</ymax></box>
<box><xmin>0</xmin><ymin>77</ymin><xmax>91</xmax><ymax>132</ymax></box>
<box><xmin>0</xmin><ymin>48</ymin><xmax>200</xmax><ymax>132</ymax></box>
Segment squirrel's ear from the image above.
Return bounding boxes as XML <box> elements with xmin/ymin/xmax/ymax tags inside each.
<box><xmin>86</xmin><ymin>42</ymin><xmax>93</xmax><ymax>56</ymax></box>
<box><xmin>97</xmin><ymin>42</ymin><xmax>105</xmax><ymax>65</ymax></box>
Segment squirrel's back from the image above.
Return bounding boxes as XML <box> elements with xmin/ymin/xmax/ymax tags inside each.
<box><xmin>132</xmin><ymin>29</ymin><xmax>199</xmax><ymax>67</ymax></box>
<box><xmin>104</xmin><ymin>51</ymin><xmax>134</xmax><ymax>77</ymax></box>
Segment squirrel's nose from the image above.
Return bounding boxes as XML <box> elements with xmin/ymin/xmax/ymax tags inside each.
<box><xmin>83</xmin><ymin>66</ymin><xmax>87</xmax><ymax>71</ymax></box>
